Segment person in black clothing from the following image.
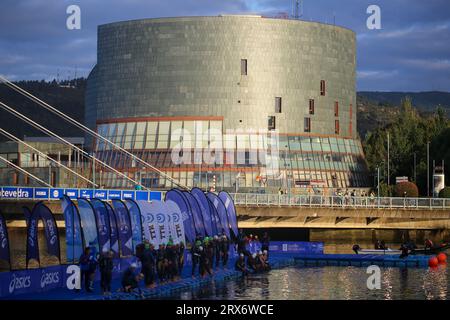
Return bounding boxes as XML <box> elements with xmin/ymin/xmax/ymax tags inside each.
<box><xmin>98</xmin><ymin>249</ymin><xmax>114</xmax><ymax>295</ymax></box>
<box><xmin>79</xmin><ymin>247</ymin><xmax>91</xmax><ymax>292</ymax></box>
<box><xmin>140</xmin><ymin>243</ymin><xmax>156</xmax><ymax>288</ymax></box>
<box><xmin>247</xmin><ymin>253</ymin><xmax>258</xmax><ymax>272</ymax></box>
<box><xmin>237</xmin><ymin>229</ymin><xmax>246</xmax><ymax>255</ymax></box>
<box><xmin>235</xmin><ymin>253</ymin><xmax>248</xmax><ymax>276</ymax></box>
<box><xmin>220</xmin><ymin>233</ymin><xmax>230</xmax><ymax>268</ymax></box>
<box><xmin>178</xmin><ymin>241</ymin><xmax>185</xmax><ymax>276</ymax></box>
<box><xmin>213</xmin><ymin>235</ymin><xmax>221</xmax><ymax>270</ymax></box>
<box><xmin>191</xmin><ymin>240</ymin><xmax>202</xmax><ymax>278</ymax></box>
<box><xmin>165</xmin><ymin>242</ymin><xmax>178</xmax><ymax>281</ymax></box>
<box><xmin>199</xmin><ymin>246</ymin><xmax>212</xmax><ymax>277</ymax></box>
<box><xmin>121</xmin><ymin>263</ymin><xmax>141</xmax><ymax>293</ymax></box>
<box><xmin>261</xmin><ymin>232</ymin><xmax>270</xmax><ymax>257</ymax></box>
<box><xmin>156</xmin><ymin>244</ymin><xmax>167</xmax><ymax>283</ymax></box>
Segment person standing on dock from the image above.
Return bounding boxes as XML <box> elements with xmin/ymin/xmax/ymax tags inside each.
<box><xmin>261</xmin><ymin>232</ymin><xmax>270</xmax><ymax>258</ymax></box>
<box><xmin>98</xmin><ymin>249</ymin><xmax>114</xmax><ymax>295</ymax></box>
<box><xmin>87</xmin><ymin>243</ymin><xmax>98</xmax><ymax>292</ymax></box>
<box><xmin>213</xmin><ymin>235</ymin><xmax>221</xmax><ymax>270</ymax></box>
<box><xmin>220</xmin><ymin>232</ymin><xmax>230</xmax><ymax>268</ymax></box>
<box><xmin>178</xmin><ymin>241</ymin><xmax>185</xmax><ymax>276</ymax></box>
<box><xmin>191</xmin><ymin>240</ymin><xmax>201</xmax><ymax>278</ymax></box>
<box><xmin>79</xmin><ymin>247</ymin><xmax>92</xmax><ymax>293</ymax></box>
<box><xmin>140</xmin><ymin>242</ymin><xmax>156</xmax><ymax>288</ymax></box>
<box><xmin>235</xmin><ymin>253</ymin><xmax>249</xmax><ymax>276</ymax></box>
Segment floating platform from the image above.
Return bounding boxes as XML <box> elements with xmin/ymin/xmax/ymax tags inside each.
<box><xmin>294</xmin><ymin>254</ymin><xmax>430</xmax><ymax>268</ymax></box>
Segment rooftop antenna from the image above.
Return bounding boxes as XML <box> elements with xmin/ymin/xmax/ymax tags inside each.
<box><xmin>292</xmin><ymin>0</ymin><xmax>303</xmax><ymax>19</ymax></box>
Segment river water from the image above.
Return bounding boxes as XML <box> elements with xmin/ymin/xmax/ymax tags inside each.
<box><xmin>2</xmin><ymin>229</ymin><xmax>449</xmax><ymax>300</ymax></box>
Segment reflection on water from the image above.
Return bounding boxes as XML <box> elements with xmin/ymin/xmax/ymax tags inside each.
<box><xmin>164</xmin><ymin>265</ymin><xmax>450</xmax><ymax>300</ymax></box>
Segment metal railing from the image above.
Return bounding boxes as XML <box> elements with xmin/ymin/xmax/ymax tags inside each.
<box><xmin>231</xmin><ymin>193</ymin><xmax>450</xmax><ymax>210</ymax></box>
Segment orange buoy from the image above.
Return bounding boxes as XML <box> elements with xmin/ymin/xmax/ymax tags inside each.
<box><xmin>437</xmin><ymin>253</ymin><xmax>447</xmax><ymax>264</ymax></box>
<box><xmin>428</xmin><ymin>256</ymin><xmax>439</xmax><ymax>268</ymax></box>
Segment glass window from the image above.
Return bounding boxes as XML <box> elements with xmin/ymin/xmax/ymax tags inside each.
<box><xmin>288</xmin><ymin>136</ymin><xmax>301</xmax><ymax>150</ymax></box>
<box><xmin>241</xmin><ymin>59</ymin><xmax>247</xmax><ymax>75</ymax></box>
<box><xmin>134</xmin><ymin>122</ymin><xmax>146</xmax><ymax>149</ymax></box>
<box><xmin>145</xmin><ymin>122</ymin><xmax>158</xmax><ymax>149</ymax></box>
<box><xmin>268</xmin><ymin>116</ymin><xmax>276</xmax><ymax>131</ymax></box>
<box><xmin>309</xmin><ymin>99</ymin><xmax>315</xmax><ymax>115</ymax></box>
<box><xmin>275</xmin><ymin>97</ymin><xmax>282</xmax><ymax>113</ymax></box>
<box><xmin>124</xmin><ymin>122</ymin><xmax>136</xmax><ymax>149</ymax></box>
<box><xmin>157</xmin><ymin>122</ymin><xmax>170</xmax><ymax>149</ymax></box>
<box><xmin>311</xmin><ymin>137</ymin><xmax>321</xmax><ymax>152</ymax></box>
<box><xmin>116</xmin><ymin>123</ymin><xmax>126</xmax><ymax>147</ymax></box>
<box><xmin>320</xmin><ymin>80</ymin><xmax>326</xmax><ymax>96</ymax></box>
<box><xmin>304</xmin><ymin>118</ymin><xmax>311</xmax><ymax>132</ymax></box>
<box><xmin>300</xmin><ymin>137</ymin><xmax>312</xmax><ymax>152</ymax></box>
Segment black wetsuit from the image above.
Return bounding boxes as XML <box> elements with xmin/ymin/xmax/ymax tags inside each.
<box><xmin>200</xmin><ymin>249</ymin><xmax>212</xmax><ymax>276</ymax></box>
<box><xmin>98</xmin><ymin>254</ymin><xmax>114</xmax><ymax>293</ymax></box>
<box><xmin>221</xmin><ymin>237</ymin><xmax>230</xmax><ymax>267</ymax></box>
<box><xmin>235</xmin><ymin>258</ymin><xmax>248</xmax><ymax>276</ymax></box>
<box><xmin>141</xmin><ymin>248</ymin><xmax>156</xmax><ymax>286</ymax></box>
<box><xmin>191</xmin><ymin>244</ymin><xmax>200</xmax><ymax>276</ymax></box>
<box><xmin>121</xmin><ymin>267</ymin><xmax>138</xmax><ymax>292</ymax></box>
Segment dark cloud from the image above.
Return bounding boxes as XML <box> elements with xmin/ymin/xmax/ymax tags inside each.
<box><xmin>0</xmin><ymin>0</ymin><xmax>449</xmax><ymax>91</ymax></box>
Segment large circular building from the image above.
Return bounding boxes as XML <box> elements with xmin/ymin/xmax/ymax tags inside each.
<box><xmin>86</xmin><ymin>15</ymin><xmax>369</xmax><ymax>191</ymax></box>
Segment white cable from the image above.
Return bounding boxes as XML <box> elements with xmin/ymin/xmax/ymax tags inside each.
<box><xmin>0</xmin><ymin>75</ymin><xmax>188</xmax><ymax>190</ymax></box>
<box><xmin>0</xmin><ymin>127</ymin><xmax>97</xmax><ymax>188</ymax></box>
<box><xmin>0</xmin><ymin>100</ymin><xmax>145</xmax><ymax>189</ymax></box>
<box><xmin>0</xmin><ymin>155</ymin><xmax>53</xmax><ymax>188</ymax></box>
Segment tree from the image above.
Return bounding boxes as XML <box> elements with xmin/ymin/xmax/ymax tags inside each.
<box><xmin>394</xmin><ymin>182</ymin><xmax>419</xmax><ymax>197</ymax></box>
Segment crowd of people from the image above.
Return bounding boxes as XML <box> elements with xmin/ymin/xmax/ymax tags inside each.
<box><xmin>77</xmin><ymin>230</ymin><xmax>271</xmax><ymax>295</ymax></box>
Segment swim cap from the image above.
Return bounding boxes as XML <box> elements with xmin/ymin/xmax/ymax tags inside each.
<box><xmin>199</xmin><ymin>246</ymin><xmax>204</xmax><ymax>251</ymax></box>
<box><xmin>258</xmin><ymin>250</ymin><xmax>263</xmax><ymax>255</ymax></box>
<box><xmin>252</xmin><ymin>253</ymin><xmax>257</xmax><ymax>258</ymax></box>
<box><xmin>131</xmin><ymin>263</ymin><xmax>137</xmax><ymax>268</ymax></box>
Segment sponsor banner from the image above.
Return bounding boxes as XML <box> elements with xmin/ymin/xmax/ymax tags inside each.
<box><xmin>34</xmin><ymin>188</ymin><xmax>49</xmax><ymax>199</ymax></box>
<box><xmin>0</xmin><ymin>265</ymin><xmax>62</xmax><ymax>297</ymax></box>
<box><xmin>90</xmin><ymin>199</ymin><xmax>111</xmax><ymax>254</ymax></box>
<box><xmin>93</xmin><ymin>190</ymin><xmax>108</xmax><ymax>200</ymax></box>
<box><xmin>208</xmin><ymin>200</ymin><xmax>220</xmax><ymax>236</ymax></box>
<box><xmin>64</xmin><ymin>189</ymin><xmax>79</xmax><ymax>199</ymax></box>
<box><xmin>135</xmin><ymin>191</ymin><xmax>148</xmax><ymax>201</ymax></box>
<box><xmin>218</xmin><ymin>191</ymin><xmax>239</xmax><ymax>238</ymax></box>
<box><xmin>165</xmin><ymin>189</ymin><xmax>195</xmax><ymax>244</ymax></box>
<box><xmin>124</xmin><ymin>200</ymin><xmax>142</xmax><ymax>252</ymax></box>
<box><xmin>33</xmin><ymin>203</ymin><xmax>61</xmax><ymax>261</ymax></box>
<box><xmin>0</xmin><ymin>187</ymin><xmax>33</xmax><ymax>199</ymax></box>
<box><xmin>268</xmin><ymin>241</ymin><xmax>324</xmax><ymax>254</ymax></box>
<box><xmin>49</xmin><ymin>188</ymin><xmax>64</xmax><ymax>200</ymax></box>
<box><xmin>135</xmin><ymin>200</ymin><xmax>161</xmax><ymax>246</ymax></box>
<box><xmin>207</xmin><ymin>192</ymin><xmax>230</xmax><ymax>239</ymax></box>
<box><xmin>77</xmin><ymin>198</ymin><xmax>99</xmax><ymax>251</ymax></box>
<box><xmin>0</xmin><ymin>211</ymin><xmax>11</xmax><ymax>266</ymax></box>
<box><xmin>154</xmin><ymin>202</ymin><xmax>171</xmax><ymax>246</ymax></box>
<box><xmin>79</xmin><ymin>189</ymin><xmax>94</xmax><ymax>199</ymax></box>
<box><xmin>0</xmin><ymin>187</ymin><xmax>162</xmax><ymax>202</ymax></box>
<box><xmin>108</xmin><ymin>190</ymin><xmax>122</xmax><ymax>200</ymax></box>
<box><xmin>111</xmin><ymin>200</ymin><xmax>133</xmax><ymax>257</ymax></box>
<box><xmin>165</xmin><ymin>200</ymin><xmax>186</xmax><ymax>245</ymax></box>
<box><xmin>122</xmin><ymin>191</ymin><xmax>135</xmax><ymax>200</ymax></box>
<box><xmin>183</xmin><ymin>191</ymin><xmax>205</xmax><ymax>237</ymax></box>
<box><xmin>150</xmin><ymin>191</ymin><xmax>162</xmax><ymax>201</ymax></box>
<box><xmin>61</xmin><ymin>196</ymin><xmax>84</xmax><ymax>263</ymax></box>
<box><xmin>104</xmin><ymin>202</ymin><xmax>120</xmax><ymax>259</ymax></box>
<box><xmin>191</xmin><ymin>188</ymin><xmax>213</xmax><ymax>236</ymax></box>
<box><xmin>25</xmin><ymin>207</ymin><xmax>40</xmax><ymax>267</ymax></box>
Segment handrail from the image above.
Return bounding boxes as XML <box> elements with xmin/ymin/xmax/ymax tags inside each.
<box><xmin>230</xmin><ymin>193</ymin><xmax>450</xmax><ymax>210</ymax></box>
